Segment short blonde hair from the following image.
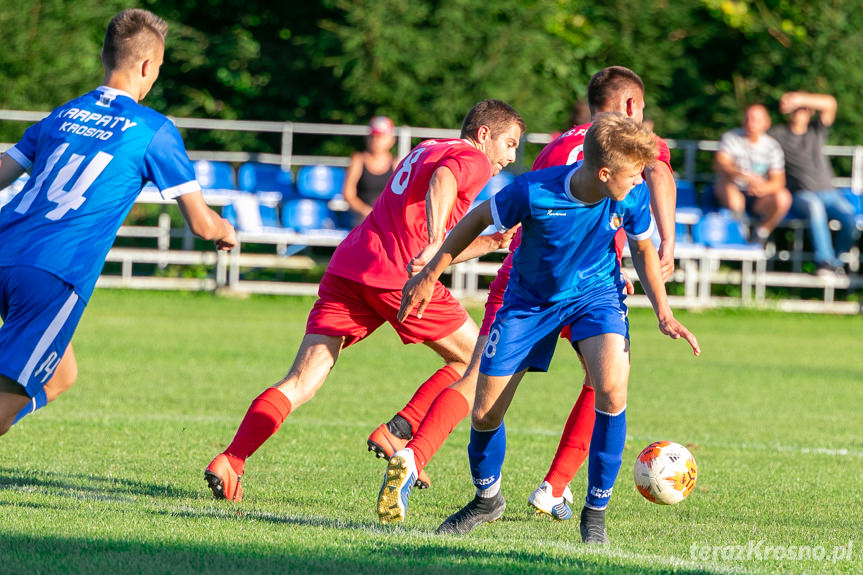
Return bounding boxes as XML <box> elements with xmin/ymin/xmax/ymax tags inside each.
<box><xmin>102</xmin><ymin>9</ymin><xmax>168</xmax><ymax>72</ymax></box>
<box><xmin>583</xmin><ymin>112</ymin><xmax>657</xmax><ymax>173</ymax></box>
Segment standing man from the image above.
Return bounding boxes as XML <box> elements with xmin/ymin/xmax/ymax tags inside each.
<box><xmin>398</xmin><ymin>113</ymin><xmax>699</xmax><ymax>544</ymax></box>
<box><xmin>377</xmin><ymin>66</ymin><xmax>677</xmax><ymax>526</ymax></box>
<box><xmin>0</xmin><ymin>8</ymin><xmax>237</xmax><ymax>435</ymax></box>
<box><xmin>205</xmin><ymin>100</ymin><xmax>525</xmax><ymax>501</ymax></box>
<box><xmin>713</xmin><ymin>104</ymin><xmax>792</xmax><ymax>244</ymax></box>
<box><xmin>770</xmin><ymin>92</ymin><xmax>859</xmax><ymax>276</ymax></box>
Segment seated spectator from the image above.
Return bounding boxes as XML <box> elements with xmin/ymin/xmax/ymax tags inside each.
<box><xmin>713</xmin><ymin>104</ymin><xmax>792</xmax><ymax>244</ymax></box>
<box><xmin>342</xmin><ymin>116</ymin><xmax>398</xmax><ymax>227</ymax></box>
<box><xmin>769</xmin><ymin>92</ymin><xmax>859</xmax><ymax>276</ymax></box>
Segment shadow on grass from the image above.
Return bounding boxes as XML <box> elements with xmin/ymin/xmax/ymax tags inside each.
<box><xmin>0</xmin><ymin>533</ymin><xmax>737</xmax><ymax>575</ymax></box>
<box><xmin>0</xmin><ymin>467</ymin><xmax>198</xmax><ymax>500</ymax></box>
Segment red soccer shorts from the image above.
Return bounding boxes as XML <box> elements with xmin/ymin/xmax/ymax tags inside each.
<box><xmin>306</xmin><ymin>272</ymin><xmax>470</xmax><ymax>348</ymax></box>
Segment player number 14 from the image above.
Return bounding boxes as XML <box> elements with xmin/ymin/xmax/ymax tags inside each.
<box><xmin>14</xmin><ymin>143</ymin><xmax>113</xmax><ymax>220</ymax></box>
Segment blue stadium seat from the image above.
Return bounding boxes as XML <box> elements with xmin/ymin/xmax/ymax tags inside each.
<box><xmin>840</xmin><ymin>187</ymin><xmax>863</xmax><ymax>231</ymax></box>
<box><xmin>475</xmin><ymin>171</ymin><xmax>516</xmax><ymax>203</ymax></box>
<box><xmin>674</xmin><ymin>179</ymin><xmax>703</xmax><ymax>236</ymax></box>
<box><xmin>281</xmin><ymin>198</ymin><xmax>337</xmax><ymax>232</ymax></box>
<box><xmin>238</xmin><ymin>162</ymin><xmax>297</xmax><ymax>201</ymax></box>
<box><xmin>675</xmin><ymin>179</ymin><xmax>698</xmax><ymax>209</ymax></box>
<box><xmin>296</xmin><ymin>165</ymin><xmax>346</xmax><ymax>200</ymax></box>
<box><xmin>221</xmin><ymin>193</ymin><xmax>290</xmax><ymax>231</ymax></box>
<box><xmin>692</xmin><ymin>210</ymin><xmax>759</xmax><ymax>249</ymax></box>
<box><xmin>193</xmin><ymin>160</ymin><xmax>236</xmax><ymax>193</ymax></box>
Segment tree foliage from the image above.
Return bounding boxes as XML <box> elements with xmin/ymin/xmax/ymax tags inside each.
<box><xmin>2</xmin><ymin>0</ymin><xmax>863</xmax><ymax>154</ymax></box>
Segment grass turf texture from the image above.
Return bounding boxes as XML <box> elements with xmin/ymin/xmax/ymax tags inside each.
<box><xmin>1</xmin><ymin>290</ymin><xmax>860</xmax><ymax>574</ymax></box>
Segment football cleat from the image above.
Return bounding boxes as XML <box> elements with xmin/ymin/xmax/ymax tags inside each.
<box><xmin>367</xmin><ymin>423</ymin><xmax>431</xmax><ymax>489</ymax></box>
<box><xmin>377</xmin><ymin>449</ymin><xmax>418</xmax><ymax>525</ymax></box>
<box><xmin>579</xmin><ymin>506</ymin><xmax>610</xmax><ymax>545</ymax></box>
<box><xmin>204</xmin><ymin>453</ymin><xmax>243</xmax><ymax>501</ymax></box>
<box><xmin>436</xmin><ymin>492</ymin><xmax>506</xmax><ymax>535</ymax></box>
<box><xmin>528</xmin><ymin>481</ymin><xmax>573</xmax><ymax>521</ymax></box>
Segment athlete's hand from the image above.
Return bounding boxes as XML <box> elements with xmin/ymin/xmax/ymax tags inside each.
<box><xmin>215</xmin><ymin>222</ymin><xmax>237</xmax><ymax>251</ymax></box>
<box><xmin>621</xmin><ymin>269</ymin><xmax>635</xmax><ymax>296</ymax></box>
<box><xmin>406</xmin><ymin>257</ymin><xmax>424</xmax><ymax>277</ymax></box>
<box><xmin>407</xmin><ymin>241</ymin><xmax>442</xmax><ymax>277</ymax></box>
<box><xmin>493</xmin><ymin>224</ymin><xmax>520</xmax><ymax>251</ymax></box>
<box><xmin>658</xmin><ymin>315</ymin><xmax>701</xmax><ymax>356</ymax></box>
<box><xmin>658</xmin><ymin>240</ymin><xmax>675</xmax><ymax>282</ymax></box>
<box><xmin>399</xmin><ymin>270</ymin><xmax>437</xmax><ymax>321</ymax></box>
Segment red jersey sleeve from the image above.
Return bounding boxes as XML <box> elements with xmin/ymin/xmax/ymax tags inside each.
<box><xmin>654</xmin><ymin>135</ymin><xmax>672</xmax><ymax>173</ymax></box>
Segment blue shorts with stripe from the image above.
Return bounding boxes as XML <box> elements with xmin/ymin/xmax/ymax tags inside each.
<box><xmin>0</xmin><ymin>266</ymin><xmax>86</xmax><ymax>397</ymax></box>
<box><xmin>479</xmin><ymin>286</ymin><xmax>629</xmax><ymax>377</ymax></box>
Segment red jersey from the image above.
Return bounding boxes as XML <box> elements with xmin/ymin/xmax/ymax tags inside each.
<box><xmin>327</xmin><ymin>138</ymin><xmax>493</xmax><ymax>289</ymax></box>
<box><xmin>506</xmin><ymin>123</ymin><xmax>672</xmax><ymax>253</ymax></box>
<box><xmin>533</xmin><ymin>122</ymin><xmax>671</xmax><ymax>171</ymax></box>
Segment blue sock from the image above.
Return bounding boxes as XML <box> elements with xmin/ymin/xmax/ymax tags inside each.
<box><xmin>586</xmin><ymin>407</ymin><xmax>626</xmax><ymax>510</ymax></box>
<box><xmin>468</xmin><ymin>422</ymin><xmax>506</xmax><ymax>497</ymax></box>
<box><xmin>12</xmin><ymin>389</ymin><xmax>48</xmax><ymax>425</ymax></box>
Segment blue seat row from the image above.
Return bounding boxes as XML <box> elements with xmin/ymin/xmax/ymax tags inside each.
<box><xmin>193</xmin><ymin>161</ymin><xmax>346</xmax><ymax>233</ymax></box>
<box><xmin>194</xmin><ymin>160</ymin><xmax>346</xmax><ymax>202</ymax></box>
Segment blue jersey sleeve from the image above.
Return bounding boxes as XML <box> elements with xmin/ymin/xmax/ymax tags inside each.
<box><xmin>490</xmin><ymin>180</ymin><xmax>531</xmax><ymax>232</ymax></box>
<box><xmin>142</xmin><ymin>121</ymin><xmax>200</xmax><ymax>200</ymax></box>
<box><xmin>6</xmin><ymin>119</ymin><xmax>43</xmax><ymax>171</ymax></box>
<box><xmin>623</xmin><ymin>182</ymin><xmax>654</xmax><ymax>241</ymax></box>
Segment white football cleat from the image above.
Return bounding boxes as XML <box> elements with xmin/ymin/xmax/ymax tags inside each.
<box><xmin>528</xmin><ymin>481</ymin><xmax>573</xmax><ymax>521</ymax></box>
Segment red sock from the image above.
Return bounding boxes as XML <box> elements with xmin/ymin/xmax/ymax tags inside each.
<box><xmin>397</xmin><ymin>365</ymin><xmax>461</xmax><ymax>433</ymax></box>
<box><xmin>224</xmin><ymin>387</ymin><xmax>293</xmax><ymax>475</ymax></box>
<box><xmin>545</xmin><ymin>385</ymin><xmax>596</xmax><ymax>497</ymax></box>
<box><xmin>407</xmin><ymin>388</ymin><xmax>470</xmax><ymax>471</ymax></box>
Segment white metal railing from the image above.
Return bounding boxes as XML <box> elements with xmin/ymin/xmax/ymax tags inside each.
<box><xmin>2</xmin><ymin>108</ymin><xmax>862</xmax><ymax>191</ymax></box>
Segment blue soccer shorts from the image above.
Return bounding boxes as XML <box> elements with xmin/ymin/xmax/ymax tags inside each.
<box><xmin>0</xmin><ymin>266</ymin><xmax>86</xmax><ymax>398</ymax></box>
<box><xmin>479</xmin><ymin>286</ymin><xmax>629</xmax><ymax>377</ymax></box>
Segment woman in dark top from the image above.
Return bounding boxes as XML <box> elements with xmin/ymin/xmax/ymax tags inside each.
<box><xmin>343</xmin><ymin>116</ymin><xmax>398</xmax><ymax>226</ymax></box>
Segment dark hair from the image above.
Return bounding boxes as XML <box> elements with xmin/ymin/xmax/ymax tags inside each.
<box><xmin>102</xmin><ymin>9</ymin><xmax>168</xmax><ymax>72</ymax></box>
<box><xmin>460</xmin><ymin>99</ymin><xmax>526</xmax><ymax>140</ymax></box>
<box><xmin>587</xmin><ymin>66</ymin><xmax>645</xmax><ymax>114</ymax></box>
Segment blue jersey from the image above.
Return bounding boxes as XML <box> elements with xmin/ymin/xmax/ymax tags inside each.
<box><xmin>0</xmin><ymin>86</ymin><xmax>200</xmax><ymax>301</ymax></box>
<box><xmin>490</xmin><ymin>163</ymin><xmax>653</xmax><ymax>305</ymax></box>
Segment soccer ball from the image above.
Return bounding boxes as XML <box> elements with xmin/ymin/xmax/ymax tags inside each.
<box><xmin>633</xmin><ymin>441</ymin><xmax>697</xmax><ymax>505</ymax></box>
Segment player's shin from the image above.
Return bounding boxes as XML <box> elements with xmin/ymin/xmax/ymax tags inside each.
<box><xmin>395</xmin><ymin>365</ymin><xmax>461</xmax><ymax>434</ymax></box>
<box><xmin>407</xmin><ymin>387</ymin><xmax>470</xmax><ymax>471</ymax></box>
<box><xmin>223</xmin><ymin>387</ymin><xmax>293</xmax><ymax>473</ymax></box>
<box><xmin>585</xmin><ymin>407</ymin><xmax>626</xmax><ymax>510</ymax></box>
<box><xmin>468</xmin><ymin>422</ymin><xmax>506</xmax><ymax>498</ymax></box>
<box><xmin>544</xmin><ymin>384</ymin><xmax>596</xmax><ymax>495</ymax></box>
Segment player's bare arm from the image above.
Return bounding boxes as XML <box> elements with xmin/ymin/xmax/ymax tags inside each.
<box><xmin>176</xmin><ymin>191</ymin><xmax>237</xmax><ymax>250</ymax></box>
<box><xmin>399</xmin><ymin>202</ymin><xmax>495</xmax><ymax>321</ymax></box>
<box><xmin>643</xmin><ymin>160</ymin><xmax>676</xmax><ymax>281</ymax></box>
<box><xmin>407</xmin><ymin>166</ymin><xmax>458</xmax><ymax>273</ymax></box>
<box><xmin>629</xmin><ymin>236</ymin><xmax>700</xmax><ymax>356</ymax></box>
<box><xmin>0</xmin><ymin>153</ymin><xmax>26</xmax><ymax>191</ymax></box>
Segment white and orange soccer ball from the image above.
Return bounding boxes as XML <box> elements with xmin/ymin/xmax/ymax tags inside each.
<box><xmin>633</xmin><ymin>441</ymin><xmax>697</xmax><ymax>505</ymax></box>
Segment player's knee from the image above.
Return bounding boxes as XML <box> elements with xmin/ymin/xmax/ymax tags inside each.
<box><xmin>471</xmin><ymin>406</ymin><xmax>502</xmax><ymax>430</ymax></box>
<box><xmin>594</xmin><ymin>387</ymin><xmax>627</xmax><ymax>414</ymax></box>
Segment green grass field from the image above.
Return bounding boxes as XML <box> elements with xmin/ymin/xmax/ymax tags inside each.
<box><xmin>1</xmin><ymin>290</ymin><xmax>861</xmax><ymax>574</ymax></box>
